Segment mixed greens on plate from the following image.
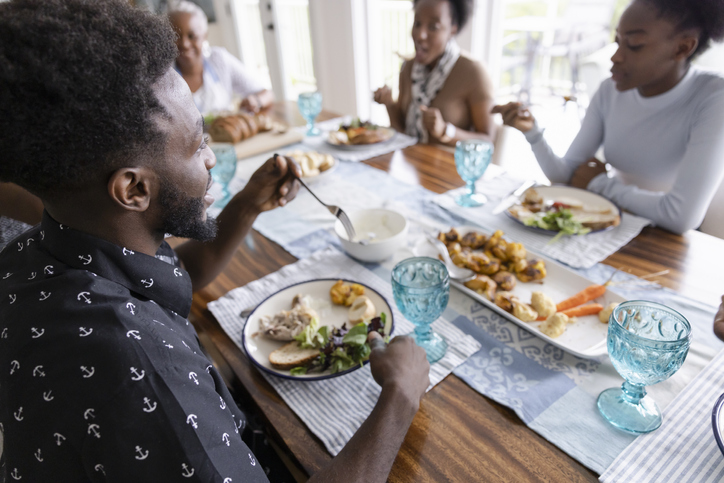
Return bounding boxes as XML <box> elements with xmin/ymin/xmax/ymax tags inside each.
<box><xmin>523</xmin><ymin>208</ymin><xmax>591</xmax><ymax>243</ymax></box>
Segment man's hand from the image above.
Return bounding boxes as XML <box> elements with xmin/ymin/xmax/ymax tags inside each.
<box><xmin>368</xmin><ymin>332</ymin><xmax>429</xmax><ymax>410</ymax></box>
<box><xmin>373</xmin><ymin>86</ymin><xmax>394</xmax><ymax>107</ymax></box>
<box><xmin>570</xmin><ymin>157</ymin><xmax>607</xmax><ymax>189</ymax></box>
<box><xmin>420</xmin><ymin>105</ymin><xmax>446</xmax><ymax>141</ymax></box>
<box><xmin>240</xmin><ymin>94</ymin><xmax>261</xmax><ymax>113</ymax></box>
<box><xmin>491</xmin><ymin>102</ymin><xmax>535</xmax><ymax>132</ymax></box>
<box><xmin>238</xmin><ymin>155</ymin><xmax>301</xmax><ymax>214</ymax></box>
<box><xmin>714</xmin><ymin>295</ymin><xmax>724</xmax><ymax>341</ymax></box>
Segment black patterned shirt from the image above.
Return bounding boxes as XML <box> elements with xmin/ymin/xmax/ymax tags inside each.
<box><xmin>0</xmin><ymin>213</ymin><xmax>268</xmax><ymax>482</ymax></box>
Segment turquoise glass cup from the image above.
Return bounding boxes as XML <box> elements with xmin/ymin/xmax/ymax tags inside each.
<box><xmin>391</xmin><ymin>257</ymin><xmax>450</xmax><ymax>363</ymax></box>
<box><xmin>597</xmin><ymin>301</ymin><xmax>691</xmax><ymax>434</ymax></box>
<box><xmin>454</xmin><ymin>139</ymin><xmax>493</xmax><ymax>207</ymax></box>
<box><xmin>298</xmin><ymin>91</ymin><xmax>323</xmax><ymax>136</ymax></box>
<box><xmin>210</xmin><ymin>143</ymin><xmax>237</xmax><ymax>209</ymax></box>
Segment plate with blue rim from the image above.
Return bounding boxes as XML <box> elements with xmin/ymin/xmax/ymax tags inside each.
<box><xmin>241</xmin><ymin>278</ymin><xmax>394</xmax><ymax>381</ymax></box>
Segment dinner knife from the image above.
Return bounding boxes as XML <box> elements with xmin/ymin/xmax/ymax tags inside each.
<box><xmin>491</xmin><ymin>180</ymin><xmax>537</xmax><ymax>215</ymax></box>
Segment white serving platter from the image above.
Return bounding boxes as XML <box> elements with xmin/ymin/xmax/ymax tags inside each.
<box><xmin>242</xmin><ymin>278</ymin><xmax>394</xmax><ymax>380</ymax></box>
<box><xmin>415</xmin><ymin>226</ymin><xmax>625</xmax><ymax>359</ymax></box>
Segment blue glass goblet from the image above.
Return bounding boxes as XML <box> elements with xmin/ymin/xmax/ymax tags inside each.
<box><xmin>210</xmin><ymin>143</ymin><xmax>237</xmax><ymax>209</ymax></box>
<box><xmin>454</xmin><ymin>140</ymin><xmax>493</xmax><ymax>207</ymax></box>
<box><xmin>391</xmin><ymin>257</ymin><xmax>450</xmax><ymax>363</ymax></box>
<box><xmin>597</xmin><ymin>301</ymin><xmax>691</xmax><ymax>434</ymax></box>
<box><xmin>298</xmin><ymin>91</ymin><xmax>323</xmax><ymax>136</ymax></box>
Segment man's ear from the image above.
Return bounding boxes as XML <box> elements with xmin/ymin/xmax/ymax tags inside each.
<box><xmin>107</xmin><ymin>167</ymin><xmax>158</xmax><ymax>212</ymax></box>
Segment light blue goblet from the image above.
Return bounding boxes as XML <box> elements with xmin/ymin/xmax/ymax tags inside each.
<box><xmin>210</xmin><ymin>143</ymin><xmax>237</xmax><ymax>209</ymax></box>
<box><xmin>454</xmin><ymin>139</ymin><xmax>493</xmax><ymax>207</ymax></box>
<box><xmin>597</xmin><ymin>300</ymin><xmax>691</xmax><ymax>434</ymax></box>
<box><xmin>391</xmin><ymin>257</ymin><xmax>450</xmax><ymax>363</ymax></box>
<box><xmin>298</xmin><ymin>91</ymin><xmax>323</xmax><ymax>136</ymax></box>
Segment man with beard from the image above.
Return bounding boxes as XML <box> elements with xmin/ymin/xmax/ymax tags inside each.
<box><xmin>0</xmin><ymin>1</ymin><xmax>430</xmax><ymax>481</ymax></box>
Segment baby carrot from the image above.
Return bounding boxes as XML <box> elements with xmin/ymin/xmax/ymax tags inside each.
<box><xmin>560</xmin><ymin>303</ymin><xmax>604</xmax><ymax>318</ymax></box>
<box><xmin>556</xmin><ymin>285</ymin><xmax>606</xmax><ymax>312</ymax></box>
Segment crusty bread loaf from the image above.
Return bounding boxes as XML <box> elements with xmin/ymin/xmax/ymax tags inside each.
<box><xmin>209</xmin><ymin>114</ymin><xmax>275</xmax><ymax>144</ymax></box>
<box><xmin>268</xmin><ymin>342</ymin><xmax>319</xmax><ymax>370</ymax></box>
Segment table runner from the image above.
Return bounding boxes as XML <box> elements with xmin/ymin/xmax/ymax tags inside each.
<box><xmin>299</xmin><ymin>117</ymin><xmax>418</xmax><ymax>163</ymax></box>
<box><xmin>432</xmin><ymin>177</ymin><xmax>652</xmax><ymax>269</ymax></box>
<box><xmin>600</xmin><ymin>348</ymin><xmax>724</xmax><ymax>482</ymax></box>
<box><xmin>207</xmin><ymin>248</ymin><xmax>481</xmax><ymax>456</ymax></box>
<box><xmin>206</xmin><ymin>150</ymin><xmax>723</xmax><ymax>472</ymax></box>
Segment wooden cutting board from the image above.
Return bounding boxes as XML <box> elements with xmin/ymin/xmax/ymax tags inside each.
<box><xmin>232</xmin><ymin>129</ymin><xmax>304</xmax><ymax>160</ymax></box>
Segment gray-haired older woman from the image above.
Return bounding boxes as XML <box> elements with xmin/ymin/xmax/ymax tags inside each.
<box><xmin>169</xmin><ymin>1</ymin><xmax>274</xmax><ymax>114</ymax></box>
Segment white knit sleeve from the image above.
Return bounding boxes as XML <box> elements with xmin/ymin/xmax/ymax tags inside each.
<box><xmin>524</xmin><ymin>86</ymin><xmax>607</xmax><ymax>183</ymax></box>
<box><xmin>213</xmin><ymin>47</ymin><xmax>265</xmax><ymax>98</ymax></box>
<box><xmin>588</xmin><ymin>88</ymin><xmax>724</xmax><ymax>234</ymax></box>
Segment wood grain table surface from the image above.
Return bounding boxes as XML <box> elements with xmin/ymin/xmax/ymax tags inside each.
<box><xmin>178</xmin><ymin>102</ymin><xmax>724</xmax><ymax>482</ymax></box>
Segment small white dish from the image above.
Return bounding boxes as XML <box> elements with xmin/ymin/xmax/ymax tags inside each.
<box><xmin>242</xmin><ymin>278</ymin><xmax>394</xmax><ymax>381</ymax></box>
<box><xmin>334</xmin><ymin>209</ymin><xmax>408</xmax><ymax>263</ymax></box>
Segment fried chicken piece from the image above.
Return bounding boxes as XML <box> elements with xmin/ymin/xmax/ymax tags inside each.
<box><xmin>494</xmin><ymin>291</ymin><xmax>517</xmax><ymax>313</ymax></box>
<box><xmin>330</xmin><ymin>280</ymin><xmax>365</xmax><ymax>306</ymax></box>
<box><xmin>516</xmin><ymin>258</ymin><xmax>547</xmax><ymax>283</ymax></box>
<box><xmin>460</xmin><ymin>231</ymin><xmax>487</xmax><ymax>249</ymax></box>
<box><xmin>492</xmin><ymin>271</ymin><xmax>516</xmax><ymax>291</ymax></box>
<box><xmin>464</xmin><ymin>275</ymin><xmax>497</xmax><ymax>300</ymax></box>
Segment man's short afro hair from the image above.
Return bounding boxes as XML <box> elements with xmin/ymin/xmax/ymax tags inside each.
<box><xmin>0</xmin><ymin>0</ymin><xmax>177</xmax><ymax>198</ymax></box>
<box><xmin>414</xmin><ymin>0</ymin><xmax>474</xmax><ymax>31</ymax></box>
<box><xmin>646</xmin><ymin>0</ymin><xmax>724</xmax><ymax>58</ymax></box>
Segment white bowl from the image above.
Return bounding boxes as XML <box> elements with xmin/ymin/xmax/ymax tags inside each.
<box><xmin>334</xmin><ymin>208</ymin><xmax>408</xmax><ymax>262</ymax></box>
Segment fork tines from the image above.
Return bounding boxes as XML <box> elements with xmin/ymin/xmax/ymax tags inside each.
<box><xmin>336</xmin><ymin>209</ymin><xmax>356</xmax><ymax>241</ymax></box>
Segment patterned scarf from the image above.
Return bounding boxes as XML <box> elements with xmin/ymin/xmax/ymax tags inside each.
<box><xmin>405</xmin><ymin>39</ymin><xmax>461</xmax><ymax>142</ymax></box>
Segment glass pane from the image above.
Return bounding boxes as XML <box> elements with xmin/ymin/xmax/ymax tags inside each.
<box><xmin>276</xmin><ymin>0</ymin><xmax>316</xmax><ymax>98</ymax></box>
<box><xmin>233</xmin><ymin>0</ymin><xmax>272</xmax><ymax>90</ymax></box>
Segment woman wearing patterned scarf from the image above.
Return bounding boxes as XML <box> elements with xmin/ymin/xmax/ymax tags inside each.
<box><xmin>374</xmin><ymin>0</ymin><xmax>494</xmax><ymax>145</ymax></box>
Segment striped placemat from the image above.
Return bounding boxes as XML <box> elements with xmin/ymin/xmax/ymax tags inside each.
<box><xmin>208</xmin><ymin>248</ymin><xmax>481</xmax><ymax>456</ymax></box>
<box><xmin>600</xmin><ymin>348</ymin><xmax>724</xmax><ymax>482</ymax></box>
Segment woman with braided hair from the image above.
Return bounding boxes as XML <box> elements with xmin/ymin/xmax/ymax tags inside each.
<box><xmin>494</xmin><ymin>0</ymin><xmax>724</xmax><ymax>234</ymax></box>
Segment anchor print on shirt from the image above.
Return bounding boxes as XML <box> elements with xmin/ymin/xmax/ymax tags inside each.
<box><xmin>135</xmin><ymin>445</ymin><xmax>149</xmax><ymax>460</ymax></box>
<box><xmin>126</xmin><ymin>330</ymin><xmax>141</xmax><ymax>340</ymax></box>
<box><xmin>34</xmin><ymin>449</ymin><xmax>43</xmax><ymax>462</ymax></box>
<box><xmin>14</xmin><ymin>406</ymin><xmax>23</xmax><ymax>421</ymax></box>
<box><xmin>40</xmin><ymin>230</ymin><xmax>44</xmax><ymax>240</ymax></box>
<box><xmin>174</xmin><ymin>267</ymin><xmax>183</xmax><ymax>277</ymax></box>
<box><xmin>222</xmin><ymin>433</ymin><xmax>230</xmax><ymax>446</ymax></box>
<box><xmin>84</xmin><ymin>408</ymin><xmax>95</xmax><ymax>420</ymax></box>
<box><xmin>141</xmin><ymin>278</ymin><xmax>153</xmax><ymax>289</ymax></box>
<box><xmin>17</xmin><ymin>241</ymin><xmax>23</xmax><ymax>252</ymax></box>
<box><xmin>95</xmin><ymin>464</ymin><xmax>106</xmax><ymax>476</ymax></box>
<box><xmin>54</xmin><ymin>433</ymin><xmax>66</xmax><ymax>446</ymax></box>
<box><xmin>79</xmin><ymin>327</ymin><xmax>93</xmax><ymax>337</ymax></box>
<box><xmin>189</xmin><ymin>372</ymin><xmax>199</xmax><ymax>385</ymax></box>
<box><xmin>78</xmin><ymin>254</ymin><xmax>92</xmax><ymax>265</ymax></box>
<box><xmin>142</xmin><ymin>397</ymin><xmax>157</xmax><ymax>413</ymax></box>
<box><xmin>10</xmin><ymin>360</ymin><xmax>20</xmax><ymax>375</ymax></box>
<box><xmin>43</xmin><ymin>390</ymin><xmax>54</xmax><ymax>402</ymax></box>
<box><xmin>181</xmin><ymin>463</ymin><xmax>195</xmax><ymax>478</ymax></box>
<box><xmin>186</xmin><ymin>414</ymin><xmax>198</xmax><ymax>429</ymax></box>
<box><xmin>3</xmin><ymin>272</ymin><xmax>12</xmax><ymax>279</ymax></box>
<box><xmin>26</xmin><ymin>237</ymin><xmax>34</xmax><ymax>246</ymax></box>
<box><xmin>27</xmin><ymin>271</ymin><xmax>36</xmax><ymax>280</ymax></box>
<box><xmin>162</xmin><ymin>340</ymin><xmax>173</xmax><ymax>349</ymax></box>
<box><xmin>126</xmin><ymin>302</ymin><xmax>136</xmax><ymax>315</ymax></box>
<box><xmin>130</xmin><ymin>367</ymin><xmax>145</xmax><ymax>381</ymax></box>
<box><xmin>77</xmin><ymin>292</ymin><xmax>92</xmax><ymax>304</ymax></box>
<box><xmin>10</xmin><ymin>468</ymin><xmax>21</xmax><ymax>480</ymax></box>
<box><xmin>9</xmin><ymin>294</ymin><xmax>16</xmax><ymax>304</ymax></box>
<box><xmin>249</xmin><ymin>453</ymin><xmax>256</xmax><ymax>466</ymax></box>
<box><xmin>38</xmin><ymin>291</ymin><xmax>51</xmax><ymax>301</ymax></box>
<box><xmin>44</xmin><ymin>265</ymin><xmax>54</xmax><ymax>275</ymax></box>
<box><xmin>80</xmin><ymin>365</ymin><xmax>95</xmax><ymax>378</ymax></box>
<box><xmin>31</xmin><ymin>327</ymin><xmax>45</xmax><ymax>338</ymax></box>
<box><xmin>32</xmin><ymin>365</ymin><xmax>45</xmax><ymax>377</ymax></box>
<box><xmin>2</xmin><ymin>327</ymin><xmax>8</xmax><ymax>338</ymax></box>
<box><xmin>122</xmin><ymin>247</ymin><xmax>135</xmax><ymax>256</ymax></box>
<box><xmin>224</xmin><ymin>479</ymin><xmax>233</xmax><ymax>483</ymax></box>
<box><xmin>219</xmin><ymin>396</ymin><xmax>226</xmax><ymax>410</ymax></box>
<box><xmin>87</xmin><ymin>423</ymin><xmax>101</xmax><ymax>439</ymax></box>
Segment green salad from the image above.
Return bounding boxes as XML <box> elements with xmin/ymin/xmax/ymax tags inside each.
<box><xmin>523</xmin><ymin>208</ymin><xmax>591</xmax><ymax>243</ymax></box>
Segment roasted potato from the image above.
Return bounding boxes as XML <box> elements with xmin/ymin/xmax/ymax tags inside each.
<box><xmin>464</xmin><ymin>275</ymin><xmax>497</xmax><ymax>300</ymax></box>
<box><xmin>517</xmin><ymin>258</ymin><xmax>547</xmax><ymax>283</ymax></box>
<box><xmin>438</xmin><ymin>228</ymin><xmax>461</xmax><ymax>245</ymax></box>
<box><xmin>330</xmin><ymin>280</ymin><xmax>365</xmax><ymax>306</ymax></box>
<box><xmin>506</xmin><ymin>242</ymin><xmax>526</xmax><ymax>262</ymax></box>
<box><xmin>493</xmin><ymin>271</ymin><xmax>516</xmax><ymax>292</ymax></box>
<box><xmin>470</xmin><ymin>253</ymin><xmax>500</xmax><ymax>275</ymax></box>
<box><xmin>460</xmin><ymin>231</ymin><xmax>487</xmax><ymax>249</ymax></box>
<box><xmin>513</xmin><ymin>300</ymin><xmax>538</xmax><ymax>322</ymax></box>
<box><xmin>494</xmin><ymin>291</ymin><xmax>517</xmax><ymax>313</ymax></box>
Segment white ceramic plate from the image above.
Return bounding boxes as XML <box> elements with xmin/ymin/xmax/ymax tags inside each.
<box><xmin>415</xmin><ymin>226</ymin><xmax>626</xmax><ymax>359</ymax></box>
<box><xmin>242</xmin><ymin>279</ymin><xmax>394</xmax><ymax>380</ymax></box>
<box><xmin>324</xmin><ymin>127</ymin><xmax>396</xmax><ymax>151</ymax></box>
<box><xmin>713</xmin><ymin>392</ymin><xmax>724</xmax><ymax>456</ymax></box>
<box><xmin>506</xmin><ymin>185</ymin><xmax>622</xmax><ymax>235</ymax></box>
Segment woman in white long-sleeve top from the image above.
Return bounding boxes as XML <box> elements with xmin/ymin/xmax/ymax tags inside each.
<box><xmin>493</xmin><ymin>0</ymin><xmax>724</xmax><ymax>234</ymax></box>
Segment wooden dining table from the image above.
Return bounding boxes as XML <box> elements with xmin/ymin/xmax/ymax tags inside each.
<box><xmin>181</xmin><ymin>102</ymin><xmax>724</xmax><ymax>482</ymax></box>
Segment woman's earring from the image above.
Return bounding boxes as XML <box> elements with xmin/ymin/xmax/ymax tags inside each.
<box><xmin>202</xmin><ymin>40</ymin><xmax>211</xmax><ymax>58</ymax></box>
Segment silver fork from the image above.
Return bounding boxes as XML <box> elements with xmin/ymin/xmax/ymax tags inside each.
<box><xmin>281</xmin><ymin>154</ymin><xmax>357</xmax><ymax>241</ymax></box>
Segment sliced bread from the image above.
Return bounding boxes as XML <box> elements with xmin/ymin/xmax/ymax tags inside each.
<box><xmin>269</xmin><ymin>342</ymin><xmax>319</xmax><ymax>370</ymax></box>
